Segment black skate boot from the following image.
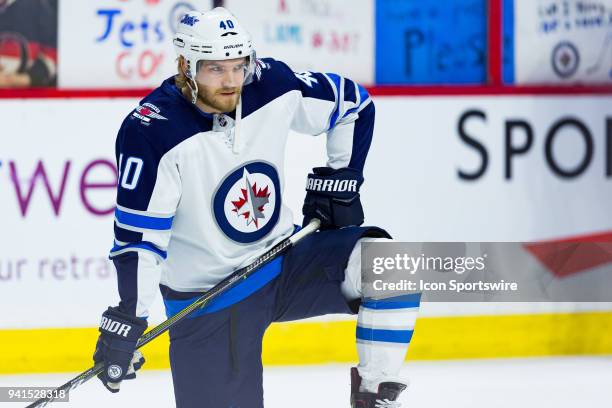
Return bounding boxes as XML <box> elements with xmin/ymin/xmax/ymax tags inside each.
<box><xmin>350</xmin><ymin>367</ymin><xmax>407</xmax><ymax>408</ymax></box>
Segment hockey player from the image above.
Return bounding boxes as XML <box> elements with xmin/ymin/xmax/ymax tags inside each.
<box><xmin>92</xmin><ymin>8</ymin><xmax>420</xmax><ymax>408</ymax></box>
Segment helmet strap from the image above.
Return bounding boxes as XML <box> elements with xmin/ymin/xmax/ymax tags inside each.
<box><xmin>184</xmin><ymin>65</ymin><xmax>198</xmax><ymax>105</ymax></box>
<box><xmin>187</xmin><ymin>77</ymin><xmax>198</xmax><ymax>105</ymax></box>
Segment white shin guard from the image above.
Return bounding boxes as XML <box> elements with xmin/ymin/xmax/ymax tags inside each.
<box><xmin>342</xmin><ymin>238</ymin><xmax>420</xmax><ymax>394</ymax></box>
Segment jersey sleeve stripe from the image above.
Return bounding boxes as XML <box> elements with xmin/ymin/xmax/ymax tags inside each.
<box><xmin>342</xmin><ymin>105</ymin><xmax>361</xmax><ymax>120</ymax></box>
<box><xmin>341</xmin><ymin>84</ymin><xmax>371</xmax><ymax>120</ymax></box>
<box><xmin>114</xmin><ymin>207</ymin><xmax>174</xmax><ymax>231</ymax></box>
<box><xmin>323</xmin><ymin>73</ymin><xmax>343</xmax><ymax>131</ymax></box>
<box><xmin>110</xmin><ymin>241</ymin><xmax>168</xmax><ymax>260</ymax></box>
<box><xmin>116</xmin><ymin>204</ymin><xmax>176</xmax><ymax>218</ymax></box>
<box><xmin>115</xmin><ymin>220</ymin><xmax>173</xmax><ymax>236</ymax></box>
<box><xmin>357</xmin><ymin>84</ymin><xmax>369</xmax><ymax>106</ymax></box>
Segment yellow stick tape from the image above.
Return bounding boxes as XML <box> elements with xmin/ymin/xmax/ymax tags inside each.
<box><xmin>2</xmin><ymin>312</ymin><xmax>612</xmax><ymax>374</ymax></box>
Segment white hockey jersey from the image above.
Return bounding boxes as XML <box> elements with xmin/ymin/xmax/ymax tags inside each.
<box><xmin>109</xmin><ymin>58</ymin><xmax>375</xmax><ymax>318</ymax></box>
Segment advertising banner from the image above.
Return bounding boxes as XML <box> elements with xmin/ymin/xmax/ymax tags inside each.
<box><xmin>1</xmin><ymin>94</ymin><xmax>611</xmax><ymax>330</ymax></box>
<box><xmin>0</xmin><ymin>0</ymin><xmax>58</xmax><ymax>88</ymax></box>
<box><xmin>361</xmin><ymin>241</ymin><xmax>612</xmax><ymax>302</ymax></box>
<box><xmin>375</xmin><ymin>0</ymin><xmax>487</xmax><ymax>84</ymax></box>
<box><xmin>224</xmin><ymin>0</ymin><xmax>374</xmax><ymax>84</ymax></box>
<box><xmin>514</xmin><ymin>0</ymin><xmax>612</xmax><ymax>84</ymax></box>
<box><xmin>367</xmin><ymin>95</ymin><xmax>612</xmax><ymax>241</ymax></box>
<box><xmin>57</xmin><ymin>0</ymin><xmax>212</xmax><ymax>88</ymax></box>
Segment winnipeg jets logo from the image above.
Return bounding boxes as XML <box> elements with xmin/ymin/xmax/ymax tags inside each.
<box><xmin>180</xmin><ymin>14</ymin><xmax>199</xmax><ymax>26</ymax></box>
<box><xmin>231</xmin><ymin>169</ymin><xmax>271</xmax><ymax>228</ymax></box>
<box><xmin>132</xmin><ymin>103</ymin><xmax>167</xmax><ymax>125</ymax></box>
<box><xmin>213</xmin><ymin>162</ymin><xmax>281</xmax><ymax>243</ymax></box>
<box><xmin>107</xmin><ymin>365</ymin><xmax>122</xmax><ymax>380</ymax></box>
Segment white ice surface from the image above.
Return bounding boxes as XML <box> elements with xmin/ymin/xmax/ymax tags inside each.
<box><xmin>1</xmin><ymin>357</ymin><xmax>611</xmax><ymax>407</ymax></box>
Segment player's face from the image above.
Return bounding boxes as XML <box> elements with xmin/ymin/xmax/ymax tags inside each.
<box><xmin>194</xmin><ymin>58</ymin><xmax>247</xmax><ymax>113</ymax></box>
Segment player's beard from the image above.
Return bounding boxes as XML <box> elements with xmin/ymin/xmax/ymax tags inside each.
<box><xmin>197</xmin><ymin>84</ymin><xmax>242</xmax><ymax>113</ymax></box>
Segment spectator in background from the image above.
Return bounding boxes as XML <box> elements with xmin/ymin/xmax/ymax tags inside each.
<box><xmin>0</xmin><ymin>0</ymin><xmax>57</xmax><ymax>88</ymax></box>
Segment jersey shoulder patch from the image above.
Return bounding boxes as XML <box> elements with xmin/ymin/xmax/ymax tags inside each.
<box><xmin>120</xmin><ymin>80</ymin><xmax>211</xmax><ymax>155</ymax></box>
<box><xmin>131</xmin><ymin>102</ymin><xmax>169</xmax><ymax>125</ymax></box>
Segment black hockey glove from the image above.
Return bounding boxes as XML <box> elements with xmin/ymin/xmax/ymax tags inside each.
<box><xmin>93</xmin><ymin>306</ymin><xmax>147</xmax><ymax>393</ymax></box>
<box><xmin>302</xmin><ymin>167</ymin><xmax>364</xmax><ymax>229</ymax></box>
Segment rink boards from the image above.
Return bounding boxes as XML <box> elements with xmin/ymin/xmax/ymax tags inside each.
<box><xmin>2</xmin><ymin>310</ymin><xmax>612</xmax><ymax>373</ymax></box>
<box><xmin>1</xmin><ymin>93</ymin><xmax>611</xmax><ymax>373</ymax></box>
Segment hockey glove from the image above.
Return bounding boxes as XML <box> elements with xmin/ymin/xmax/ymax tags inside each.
<box><xmin>302</xmin><ymin>167</ymin><xmax>364</xmax><ymax>229</ymax></box>
<box><xmin>93</xmin><ymin>306</ymin><xmax>147</xmax><ymax>393</ymax></box>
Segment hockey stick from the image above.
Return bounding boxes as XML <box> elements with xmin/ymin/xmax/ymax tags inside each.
<box><xmin>26</xmin><ymin>218</ymin><xmax>321</xmax><ymax>408</ymax></box>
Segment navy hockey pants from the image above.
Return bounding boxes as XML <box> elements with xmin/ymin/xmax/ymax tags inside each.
<box><xmin>163</xmin><ymin>226</ymin><xmax>389</xmax><ymax>408</ymax></box>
